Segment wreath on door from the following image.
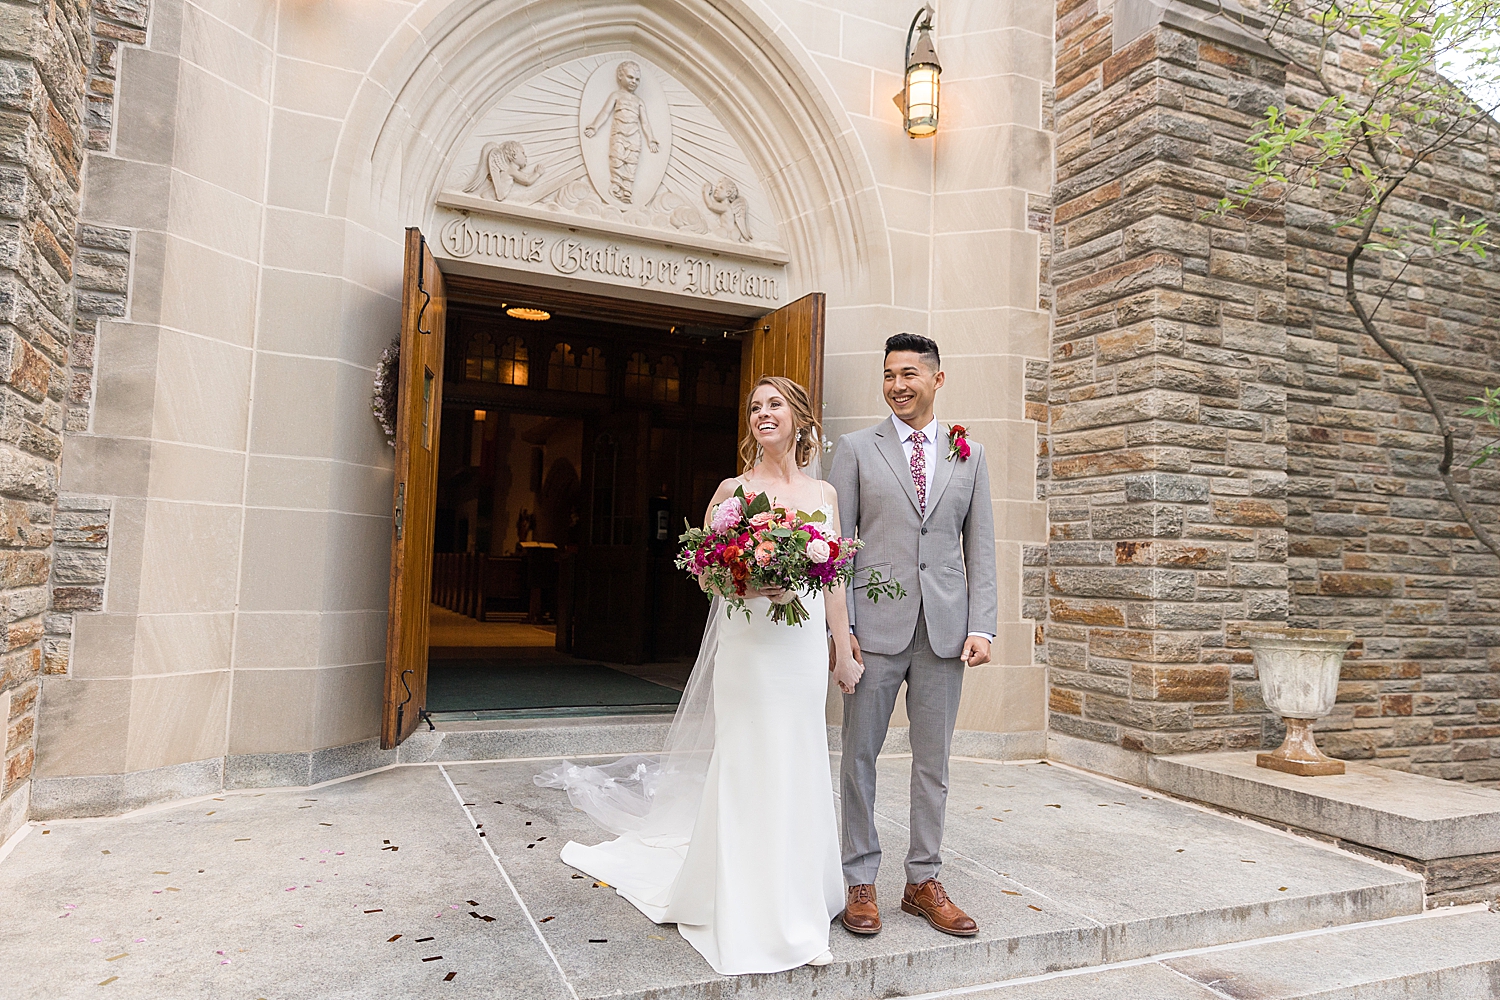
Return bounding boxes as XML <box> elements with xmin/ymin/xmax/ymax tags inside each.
<box><xmin>372</xmin><ymin>339</ymin><xmax>400</xmax><ymax>447</ymax></box>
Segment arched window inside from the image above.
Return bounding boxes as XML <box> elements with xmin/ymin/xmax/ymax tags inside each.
<box><xmin>465</xmin><ymin>332</ymin><xmax>496</xmax><ymax>382</ymax></box>
<box><xmin>548</xmin><ymin>343</ymin><xmax>577</xmax><ymax>391</ymax></box>
<box><xmin>549</xmin><ymin>343</ymin><xmax>610</xmax><ymax>394</ymax></box>
<box><xmin>695</xmin><ymin>361</ymin><xmax>737</xmax><ymax>407</ymax></box>
<box><xmin>498</xmin><ymin>336</ymin><xmax>528</xmax><ymax>386</ymax></box>
<box><xmin>624</xmin><ymin>352</ymin><xmax>652</xmax><ymax>399</ymax></box>
<box><xmin>579</xmin><ymin>347</ymin><xmax>608</xmax><ymax>394</ymax></box>
<box><xmin>654</xmin><ymin>355</ymin><xmax>680</xmax><ymax>402</ymax></box>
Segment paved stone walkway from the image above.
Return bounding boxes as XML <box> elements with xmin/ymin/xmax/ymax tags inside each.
<box><xmin>0</xmin><ymin>756</ymin><xmax>1425</xmax><ymax>999</ymax></box>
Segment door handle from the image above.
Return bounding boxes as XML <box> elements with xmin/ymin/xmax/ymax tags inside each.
<box><xmin>395</xmin><ymin>482</ymin><xmax>405</xmax><ymax>540</ymax></box>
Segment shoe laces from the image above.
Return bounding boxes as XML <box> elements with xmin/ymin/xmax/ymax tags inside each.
<box><xmin>925</xmin><ymin>880</ymin><xmax>950</xmax><ymax>906</ymax></box>
<box><xmin>851</xmin><ymin>884</ymin><xmax>875</xmax><ymax>904</ymax></box>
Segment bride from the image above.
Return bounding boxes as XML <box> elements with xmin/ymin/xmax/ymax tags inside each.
<box><xmin>537</xmin><ymin>376</ymin><xmax>865</xmax><ymax>974</ymax></box>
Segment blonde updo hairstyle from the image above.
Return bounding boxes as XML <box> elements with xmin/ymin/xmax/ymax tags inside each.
<box><xmin>739</xmin><ymin>376</ymin><xmax>820</xmax><ymax>472</ymax></box>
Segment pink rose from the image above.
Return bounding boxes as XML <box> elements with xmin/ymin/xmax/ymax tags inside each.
<box><xmin>805</xmin><ymin>538</ymin><xmax>831</xmax><ymax>564</ymax></box>
<box><xmin>749</xmin><ymin>510</ymin><xmax>775</xmax><ymax>528</ymax></box>
<box><xmin>712</xmin><ymin>497</ymin><xmax>743</xmax><ymax>532</ymax></box>
<box><xmin>754</xmin><ymin>540</ymin><xmax>776</xmax><ymax>566</ymax></box>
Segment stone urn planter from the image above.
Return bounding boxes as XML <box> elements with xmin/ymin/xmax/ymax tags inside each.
<box><xmin>1244</xmin><ymin>626</ymin><xmax>1356</xmax><ymax>776</ymax></box>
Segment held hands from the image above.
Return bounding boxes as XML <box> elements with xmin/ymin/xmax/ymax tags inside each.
<box><xmin>828</xmin><ymin>634</ymin><xmax>866</xmax><ymax>694</ymax></box>
<box><xmin>960</xmin><ymin>635</ymin><xmax>992</xmax><ymax>667</ymax></box>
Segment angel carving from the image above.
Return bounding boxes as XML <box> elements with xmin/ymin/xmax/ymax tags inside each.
<box><xmin>702</xmin><ymin>176</ymin><xmax>752</xmax><ymax>242</ymax></box>
<box><xmin>463</xmin><ymin>140</ymin><xmax>543</xmax><ymax>202</ymax></box>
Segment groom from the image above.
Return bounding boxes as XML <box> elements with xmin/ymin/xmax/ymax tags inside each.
<box><xmin>828</xmin><ymin>333</ymin><xmax>997</xmax><ymax>937</ymax></box>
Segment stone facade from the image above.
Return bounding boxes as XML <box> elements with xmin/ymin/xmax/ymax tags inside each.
<box><xmin>0</xmin><ymin>0</ymin><xmax>91</xmax><ymax>838</ymax></box>
<box><xmin>1041</xmin><ymin>0</ymin><xmax>1500</xmax><ymax>783</ymax></box>
<box><xmin>1275</xmin><ymin>16</ymin><xmax>1500</xmax><ymax>781</ymax></box>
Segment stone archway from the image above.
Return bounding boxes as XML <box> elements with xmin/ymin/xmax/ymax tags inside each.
<box><xmin>327</xmin><ymin>0</ymin><xmax>890</xmax><ymax>305</ymax></box>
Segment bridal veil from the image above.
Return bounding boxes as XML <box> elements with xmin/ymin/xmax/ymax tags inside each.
<box><xmin>533</xmin><ymin>597</ymin><xmax>725</xmax><ymax>847</ymax></box>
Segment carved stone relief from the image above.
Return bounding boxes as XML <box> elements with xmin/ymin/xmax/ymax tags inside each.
<box><xmin>445</xmin><ymin>54</ymin><xmax>777</xmax><ymax>249</ymax></box>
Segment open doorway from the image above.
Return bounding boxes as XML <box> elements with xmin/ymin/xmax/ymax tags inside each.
<box><xmin>422</xmin><ymin>297</ymin><xmax>742</xmax><ymax>721</ymax></box>
<box><xmin>381</xmin><ymin>229</ymin><xmax>826</xmax><ymax>746</ymax></box>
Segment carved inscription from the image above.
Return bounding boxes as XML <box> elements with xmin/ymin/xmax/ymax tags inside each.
<box><xmin>439</xmin><ymin>214</ymin><xmax>780</xmax><ymax>303</ymax></box>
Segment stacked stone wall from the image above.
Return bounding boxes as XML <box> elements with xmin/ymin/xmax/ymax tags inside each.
<box><xmin>1041</xmin><ymin>0</ymin><xmax>1291</xmax><ymax>755</ymax></box>
<box><xmin>1274</xmin><ymin>21</ymin><xmax>1500</xmax><ymax>782</ymax></box>
<box><xmin>0</xmin><ymin>0</ymin><xmax>92</xmax><ymax>836</ymax></box>
<box><xmin>1043</xmin><ymin>0</ymin><xmax>1500</xmax><ymax>783</ymax></box>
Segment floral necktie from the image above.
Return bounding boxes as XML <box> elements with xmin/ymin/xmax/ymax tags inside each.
<box><xmin>910</xmin><ymin>430</ymin><xmax>927</xmax><ymax>516</ymax></box>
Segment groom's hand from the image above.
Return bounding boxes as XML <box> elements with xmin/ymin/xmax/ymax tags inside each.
<box><xmin>961</xmin><ymin>635</ymin><xmax>991</xmax><ymax>667</ymax></box>
<box><xmin>830</xmin><ymin>633</ymin><xmax>865</xmax><ymax>672</ymax></box>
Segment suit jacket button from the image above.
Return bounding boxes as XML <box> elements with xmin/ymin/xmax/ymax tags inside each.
<box><xmin>920</xmin><ymin>562</ymin><xmax>927</xmax><ymax>570</ymax></box>
<box><xmin>921</xmin><ymin>527</ymin><xmax>927</xmax><ymax>535</ymax></box>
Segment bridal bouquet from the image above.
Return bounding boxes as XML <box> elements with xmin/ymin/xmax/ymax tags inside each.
<box><xmin>676</xmin><ymin>485</ymin><xmax>904</xmax><ymax>626</ymax></box>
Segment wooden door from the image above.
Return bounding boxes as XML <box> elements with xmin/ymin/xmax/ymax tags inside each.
<box><xmin>381</xmin><ymin>229</ymin><xmax>447</xmax><ymax>748</ymax></box>
<box><xmin>738</xmin><ymin>292</ymin><xmax>826</xmax><ymax>447</ymax></box>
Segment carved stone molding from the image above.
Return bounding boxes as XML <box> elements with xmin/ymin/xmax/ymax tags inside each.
<box><xmin>441</xmin><ymin>53</ymin><xmax>783</xmax><ymax>255</ymax></box>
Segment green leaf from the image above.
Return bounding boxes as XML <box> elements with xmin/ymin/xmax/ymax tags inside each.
<box><xmin>802</xmin><ymin>509</ymin><xmax>827</xmax><ymax>523</ymax></box>
<box><xmin>733</xmin><ymin>484</ymin><xmax>747</xmax><ymax>501</ymax></box>
<box><xmin>745</xmin><ymin>490</ymin><xmax>771</xmax><ymax>517</ymax></box>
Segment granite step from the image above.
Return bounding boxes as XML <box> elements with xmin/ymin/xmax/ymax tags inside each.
<box><xmin>0</xmin><ymin>756</ymin><xmax>1428</xmax><ymax>1000</ymax></box>
<box><xmin>453</xmin><ymin>755</ymin><xmax>1425</xmax><ymax>1000</ymax></box>
<box><xmin>940</xmin><ymin>906</ymin><xmax>1500</xmax><ymax>999</ymax></box>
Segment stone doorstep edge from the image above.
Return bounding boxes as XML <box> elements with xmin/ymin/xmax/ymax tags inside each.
<box><xmin>1046</xmin><ymin>733</ymin><xmax>1500</xmax><ymax>901</ymax></box>
<box><xmin>25</xmin><ymin>726</ymin><xmax>1049</xmax><ymax>820</ymax></box>
<box><xmin>1149</xmin><ymin>753</ymin><xmax>1500</xmax><ymax>861</ymax></box>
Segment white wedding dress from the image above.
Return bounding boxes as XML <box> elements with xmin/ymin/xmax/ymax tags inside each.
<box><xmin>538</xmin><ymin>536</ymin><xmax>844</xmax><ymax>975</ymax></box>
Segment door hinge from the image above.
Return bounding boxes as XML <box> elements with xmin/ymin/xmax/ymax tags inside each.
<box><xmin>395</xmin><ymin>482</ymin><xmax>405</xmax><ymax>540</ymax></box>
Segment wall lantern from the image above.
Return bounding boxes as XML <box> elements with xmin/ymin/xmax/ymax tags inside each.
<box><xmin>901</xmin><ymin>4</ymin><xmax>941</xmax><ymax>138</ymax></box>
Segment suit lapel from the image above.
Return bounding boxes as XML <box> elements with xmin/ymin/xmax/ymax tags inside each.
<box><xmin>923</xmin><ymin>426</ymin><xmax>956</xmax><ymax>522</ymax></box>
<box><xmin>873</xmin><ymin>421</ymin><xmax>921</xmax><ymax>515</ymax></box>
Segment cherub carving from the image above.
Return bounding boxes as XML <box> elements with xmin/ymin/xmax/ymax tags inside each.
<box><xmin>702</xmin><ymin>176</ymin><xmax>752</xmax><ymax>242</ymax></box>
<box><xmin>463</xmin><ymin>140</ymin><xmax>543</xmax><ymax>202</ymax></box>
<box><xmin>584</xmin><ymin>61</ymin><xmax>659</xmax><ymax>204</ymax></box>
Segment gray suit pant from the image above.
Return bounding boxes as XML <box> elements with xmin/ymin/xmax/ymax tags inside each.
<box><xmin>840</xmin><ymin>609</ymin><xmax>965</xmax><ymax>886</ymax></box>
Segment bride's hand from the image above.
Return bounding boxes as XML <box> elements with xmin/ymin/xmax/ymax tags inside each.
<box><xmin>832</xmin><ymin>652</ymin><xmax>863</xmax><ymax>694</ymax></box>
<box><xmin>757</xmin><ymin>584</ymin><xmax>794</xmax><ymax>604</ymax></box>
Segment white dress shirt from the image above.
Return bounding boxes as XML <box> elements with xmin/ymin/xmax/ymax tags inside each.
<box><xmin>883</xmin><ymin>414</ymin><xmax>994</xmax><ymax>645</ymax></box>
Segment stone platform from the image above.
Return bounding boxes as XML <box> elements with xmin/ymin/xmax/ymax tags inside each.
<box><xmin>0</xmin><ymin>754</ymin><xmax>1433</xmax><ymax>999</ymax></box>
<box><xmin>1148</xmin><ymin>751</ymin><xmax>1500</xmax><ymax>905</ymax></box>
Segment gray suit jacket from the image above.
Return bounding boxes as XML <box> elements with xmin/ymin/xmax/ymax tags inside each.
<box><xmin>828</xmin><ymin>418</ymin><xmax>998</xmax><ymax>659</ymax></box>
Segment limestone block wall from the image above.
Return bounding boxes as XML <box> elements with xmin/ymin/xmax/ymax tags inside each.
<box><xmin>28</xmin><ymin>0</ymin><xmax>1052</xmax><ymax>815</ymax></box>
<box><xmin>1041</xmin><ymin>0</ymin><xmax>1292</xmax><ymax>755</ymax></box>
<box><xmin>1273</xmin><ymin>19</ymin><xmax>1500</xmax><ymax>781</ymax></box>
<box><xmin>0</xmin><ymin>0</ymin><xmax>91</xmax><ymax>840</ymax></box>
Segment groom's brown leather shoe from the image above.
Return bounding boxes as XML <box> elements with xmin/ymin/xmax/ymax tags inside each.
<box><xmin>902</xmin><ymin>879</ymin><xmax>978</xmax><ymax>936</ymax></box>
<box><xmin>841</xmin><ymin>884</ymin><xmax>881</xmax><ymax>935</ymax></box>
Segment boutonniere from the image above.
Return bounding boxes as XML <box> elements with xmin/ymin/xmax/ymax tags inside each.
<box><xmin>947</xmin><ymin>424</ymin><xmax>970</xmax><ymax>462</ymax></box>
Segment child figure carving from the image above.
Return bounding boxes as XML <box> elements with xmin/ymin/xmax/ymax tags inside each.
<box><xmin>584</xmin><ymin>60</ymin><xmax>659</xmax><ymax>204</ymax></box>
<box><xmin>462</xmin><ymin>140</ymin><xmax>543</xmax><ymax>202</ymax></box>
<box><xmin>703</xmin><ymin>177</ymin><xmax>753</xmax><ymax>242</ymax></box>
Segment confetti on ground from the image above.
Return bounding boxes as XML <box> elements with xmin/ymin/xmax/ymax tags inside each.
<box><xmin>365</xmin><ymin>909</ymin><xmax>382</xmax><ymax>914</ymax></box>
<box><xmin>154</xmin><ymin>871</ymin><xmax>169</xmax><ymax>875</ymax></box>
<box><xmin>1002</xmin><ymin>890</ymin><xmax>1021</xmax><ymax>896</ymax></box>
<box><xmin>235</xmin><ymin>838</ymin><xmax>250</xmax><ymax>842</ymax></box>
<box><xmin>421</xmin><ymin>956</ymin><xmax>443</xmax><ymax>962</ymax></box>
<box><xmin>101</xmin><ymin>850</ymin><xmax>110</xmax><ymax>854</ymax></box>
<box><xmin>416</xmin><ymin>937</ymin><xmax>434</xmax><ymax>943</ymax></box>
<box><xmin>106</xmin><ymin>953</ymin><xmax>128</xmax><ymax>962</ymax></box>
<box><xmin>1028</xmin><ymin>905</ymin><xmax>1042</xmax><ymax>912</ymax></box>
<box><xmin>444</xmin><ymin>972</ymin><xmax>456</xmax><ymax>981</ymax></box>
<box><xmin>1241</xmin><ymin>860</ymin><xmax>1256</xmax><ymax>864</ymax></box>
<box><xmin>320</xmin><ymin>823</ymin><xmax>333</xmax><ymax>827</ymax></box>
<box><xmin>539</xmin><ymin>916</ymin><xmax>555</xmax><ymax>923</ymax></box>
<box><xmin>91</xmin><ymin>938</ymin><xmax>102</xmax><ymax>943</ymax></box>
<box><xmin>589</xmin><ymin>938</ymin><xmax>607</xmax><ymax>943</ymax></box>
<box><xmin>99</xmin><ymin>977</ymin><xmax>117</xmax><ymax>986</ymax></box>
<box><xmin>1044</xmin><ymin>804</ymin><xmax>1061</xmax><ymax>809</ymax></box>
<box><xmin>1280</xmin><ymin>887</ymin><xmax>1289</xmax><ymax>891</ymax></box>
<box><xmin>388</xmin><ymin>935</ymin><xmax>401</xmax><ymax>942</ymax></box>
